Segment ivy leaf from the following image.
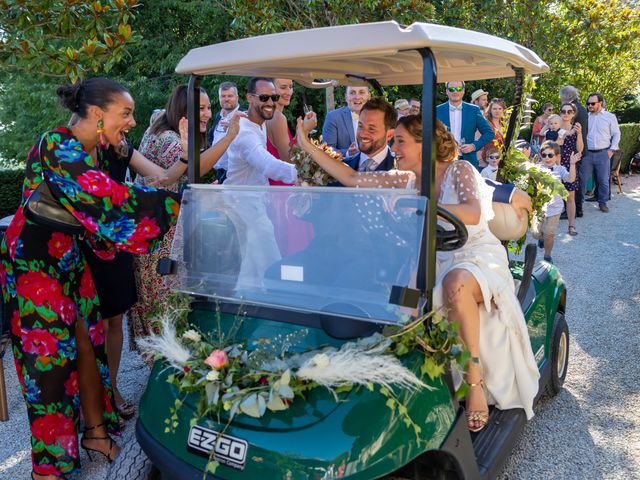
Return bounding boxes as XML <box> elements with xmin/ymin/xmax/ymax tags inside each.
<box><xmin>421</xmin><ymin>357</ymin><xmax>446</xmax><ymax>380</ymax></box>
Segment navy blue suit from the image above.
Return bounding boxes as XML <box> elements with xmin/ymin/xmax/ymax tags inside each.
<box><xmin>322</xmin><ymin>106</ymin><xmax>356</xmax><ymax>157</ymax></box>
<box><xmin>343</xmin><ymin>149</ymin><xmax>395</xmax><ymax>173</ymax></box>
<box><xmin>436</xmin><ymin>101</ymin><xmax>493</xmax><ymax>168</ymax></box>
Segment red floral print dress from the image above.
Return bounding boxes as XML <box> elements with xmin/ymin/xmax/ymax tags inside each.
<box><xmin>0</xmin><ymin>128</ymin><xmax>180</xmax><ymax>476</ymax></box>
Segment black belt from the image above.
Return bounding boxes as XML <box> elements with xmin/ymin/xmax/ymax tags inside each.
<box><xmin>588</xmin><ymin>148</ymin><xmax>608</xmax><ymax>153</ymax></box>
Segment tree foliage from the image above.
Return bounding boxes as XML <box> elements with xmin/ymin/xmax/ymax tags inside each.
<box><xmin>0</xmin><ymin>0</ymin><xmax>141</xmax><ymax>81</ymax></box>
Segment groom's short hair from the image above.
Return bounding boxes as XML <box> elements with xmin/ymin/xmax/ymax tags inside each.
<box><xmin>360</xmin><ymin>98</ymin><xmax>396</xmax><ymax>130</ymax></box>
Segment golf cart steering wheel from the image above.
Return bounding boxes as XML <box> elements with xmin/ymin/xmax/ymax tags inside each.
<box><xmin>437</xmin><ymin>206</ymin><xmax>468</xmax><ymax>251</ymax></box>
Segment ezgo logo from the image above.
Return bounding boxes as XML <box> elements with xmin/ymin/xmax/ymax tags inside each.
<box><xmin>187</xmin><ymin>425</ymin><xmax>248</xmax><ymax>470</ymax></box>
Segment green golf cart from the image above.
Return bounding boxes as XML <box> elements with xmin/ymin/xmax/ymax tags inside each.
<box><xmin>130</xmin><ymin>21</ymin><xmax>568</xmax><ymax>480</ymax></box>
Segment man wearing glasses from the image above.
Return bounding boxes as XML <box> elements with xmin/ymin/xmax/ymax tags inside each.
<box><xmin>208</xmin><ymin>81</ymin><xmax>244</xmax><ymax>182</ymax></box>
<box><xmin>226</xmin><ymin>77</ymin><xmax>315</xmax><ymax>186</ymax></box>
<box><xmin>436</xmin><ymin>81</ymin><xmax>493</xmax><ymax>169</ymax></box>
<box><xmin>582</xmin><ymin>93</ymin><xmax>620</xmax><ymax>213</ymax></box>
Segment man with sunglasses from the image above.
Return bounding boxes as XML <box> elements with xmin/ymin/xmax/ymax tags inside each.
<box><xmin>581</xmin><ymin>92</ymin><xmax>620</xmax><ymax>213</ymax></box>
<box><xmin>436</xmin><ymin>81</ymin><xmax>493</xmax><ymax>169</ymax></box>
<box><xmin>226</xmin><ymin>77</ymin><xmax>314</xmax><ymax>186</ymax></box>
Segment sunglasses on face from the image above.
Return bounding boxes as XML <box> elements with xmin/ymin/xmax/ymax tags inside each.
<box><xmin>447</xmin><ymin>86</ymin><xmax>464</xmax><ymax>92</ymax></box>
<box><xmin>560</xmin><ymin>109</ymin><xmax>574</xmax><ymax>114</ymax></box>
<box><xmin>540</xmin><ymin>152</ymin><xmax>556</xmax><ymax>158</ymax></box>
<box><xmin>587</xmin><ymin>101</ymin><xmax>599</xmax><ymax>106</ymax></box>
<box><xmin>488</xmin><ymin>154</ymin><xmax>500</xmax><ymax>159</ymax></box>
<box><xmin>249</xmin><ymin>93</ymin><xmax>281</xmax><ymax>103</ymax></box>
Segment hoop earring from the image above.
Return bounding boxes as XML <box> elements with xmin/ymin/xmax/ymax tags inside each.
<box><xmin>97</xmin><ymin>119</ymin><xmax>106</xmax><ymax>146</ymax></box>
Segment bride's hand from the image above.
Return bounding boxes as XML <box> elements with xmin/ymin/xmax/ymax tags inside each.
<box><xmin>296</xmin><ymin>117</ymin><xmax>312</xmax><ymax>151</ymax></box>
<box><xmin>510</xmin><ymin>188</ymin><xmax>532</xmax><ymax>221</ymax></box>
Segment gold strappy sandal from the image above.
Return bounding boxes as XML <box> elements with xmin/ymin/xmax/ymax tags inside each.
<box><xmin>466</xmin><ymin>378</ymin><xmax>489</xmax><ymax>433</ymax></box>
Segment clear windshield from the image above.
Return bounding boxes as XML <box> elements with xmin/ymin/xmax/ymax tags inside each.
<box><xmin>169</xmin><ymin>185</ymin><xmax>426</xmax><ymax>325</ymax></box>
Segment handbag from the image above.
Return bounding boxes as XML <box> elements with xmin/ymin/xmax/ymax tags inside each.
<box><xmin>24</xmin><ymin>137</ymin><xmax>85</xmax><ymax>235</ymax></box>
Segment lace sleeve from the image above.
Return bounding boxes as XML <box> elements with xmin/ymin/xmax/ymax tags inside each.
<box><xmin>450</xmin><ymin>161</ymin><xmax>480</xmax><ymax>203</ymax></box>
<box><xmin>448</xmin><ymin>160</ymin><xmax>495</xmax><ymax>223</ymax></box>
<box><xmin>355</xmin><ymin>169</ymin><xmax>416</xmax><ymax>189</ymax></box>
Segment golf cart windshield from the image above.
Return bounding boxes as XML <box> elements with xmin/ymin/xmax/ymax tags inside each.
<box><xmin>169</xmin><ymin>184</ymin><xmax>426</xmax><ymax>325</ymax></box>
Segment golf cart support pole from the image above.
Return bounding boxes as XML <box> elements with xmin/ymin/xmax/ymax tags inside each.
<box><xmin>417</xmin><ymin>48</ymin><xmax>437</xmax><ymax>312</ymax></box>
<box><xmin>187</xmin><ymin>75</ymin><xmax>202</xmax><ymax>184</ymax></box>
<box><xmin>498</xmin><ymin>66</ymin><xmax>525</xmax><ymax>182</ymax></box>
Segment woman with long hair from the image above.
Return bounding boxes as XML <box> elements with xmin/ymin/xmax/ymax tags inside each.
<box><xmin>296</xmin><ymin>115</ymin><xmax>539</xmax><ymax>433</ymax></box>
<box><xmin>480</xmin><ymin>97</ymin><xmax>507</xmax><ymax>168</ymax></box>
<box><xmin>128</xmin><ymin>84</ymin><xmax>242</xmax><ymax>347</ymax></box>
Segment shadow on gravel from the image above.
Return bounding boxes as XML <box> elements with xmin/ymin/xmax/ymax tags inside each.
<box><xmin>498</xmin><ymin>388</ymin><xmax>605</xmax><ymax>480</ymax></box>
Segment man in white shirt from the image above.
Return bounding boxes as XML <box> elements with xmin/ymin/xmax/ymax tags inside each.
<box><xmin>582</xmin><ymin>92</ymin><xmax>621</xmax><ymax>212</ymax></box>
<box><xmin>225</xmin><ymin>78</ymin><xmax>299</xmax><ymax>186</ymax></box>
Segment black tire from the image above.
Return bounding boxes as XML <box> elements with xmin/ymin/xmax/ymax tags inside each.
<box><xmin>548</xmin><ymin>312</ymin><xmax>569</xmax><ymax>396</ymax></box>
<box><xmin>107</xmin><ymin>434</ymin><xmax>155</xmax><ymax>480</ymax></box>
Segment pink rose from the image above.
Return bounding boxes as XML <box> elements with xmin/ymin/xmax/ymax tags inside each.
<box><xmin>204</xmin><ymin>349</ymin><xmax>228</xmax><ymax>370</ymax></box>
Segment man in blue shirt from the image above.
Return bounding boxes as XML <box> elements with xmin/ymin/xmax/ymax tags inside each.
<box><xmin>436</xmin><ymin>81</ymin><xmax>494</xmax><ymax>169</ymax></box>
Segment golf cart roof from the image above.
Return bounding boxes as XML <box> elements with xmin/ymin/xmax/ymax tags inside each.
<box><xmin>175</xmin><ymin>21</ymin><xmax>548</xmax><ymax>85</ymax></box>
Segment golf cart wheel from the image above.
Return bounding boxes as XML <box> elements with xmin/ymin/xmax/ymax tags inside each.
<box><xmin>548</xmin><ymin>312</ymin><xmax>569</xmax><ymax>396</ymax></box>
<box><xmin>107</xmin><ymin>435</ymin><xmax>156</xmax><ymax>480</ymax></box>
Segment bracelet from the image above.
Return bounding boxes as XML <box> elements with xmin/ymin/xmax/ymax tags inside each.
<box><xmin>179</xmin><ymin>157</ymin><xmax>188</xmax><ymax>164</ymax></box>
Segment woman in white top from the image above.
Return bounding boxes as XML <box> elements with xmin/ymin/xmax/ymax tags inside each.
<box><xmin>296</xmin><ymin>115</ymin><xmax>539</xmax><ymax>432</ymax></box>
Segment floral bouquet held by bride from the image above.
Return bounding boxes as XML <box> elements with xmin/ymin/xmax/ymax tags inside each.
<box><xmin>290</xmin><ymin>139</ymin><xmax>341</xmax><ymax>186</ymax></box>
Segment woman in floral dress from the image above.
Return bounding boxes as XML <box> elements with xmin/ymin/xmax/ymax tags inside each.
<box><xmin>129</xmin><ymin>84</ymin><xmax>241</xmax><ymax>348</ymax></box>
<box><xmin>0</xmin><ymin>78</ymin><xmax>180</xmax><ymax>479</ymax></box>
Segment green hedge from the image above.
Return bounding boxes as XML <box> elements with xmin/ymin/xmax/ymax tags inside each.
<box><xmin>619</xmin><ymin>123</ymin><xmax>640</xmax><ymax>173</ymax></box>
<box><xmin>0</xmin><ymin>167</ymin><xmax>25</xmax><ymax>218</ymax></box>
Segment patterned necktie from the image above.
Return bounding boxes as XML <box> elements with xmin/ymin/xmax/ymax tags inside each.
<box><xmin>359</xmin><ymin>157</ymin><xmax>371</xmax><ymax>172</ymax></box>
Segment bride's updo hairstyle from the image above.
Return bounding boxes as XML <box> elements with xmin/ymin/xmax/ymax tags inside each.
<box><xmin>396</xmin><ymin>115</ymin><xmax>458</xmax><ymax>163</ymax></box>
<box><xmin>57</xmin><ymin>77</ymin><xmax>129</xmax><ymax>119</ymax></box>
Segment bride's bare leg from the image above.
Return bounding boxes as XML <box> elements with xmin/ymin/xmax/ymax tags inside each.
<box><xmin>442</xmin><ymin>268</ymin><xmax>488</xmax><ymax>430</ymax></box>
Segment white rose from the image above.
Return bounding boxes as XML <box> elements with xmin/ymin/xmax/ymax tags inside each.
<box><xmin>182</xmin><ymin>330</ymin><xmax>201</xmax><ymax>343</ymax></box>
<box><xmin>206</xmin><ymin>370</ymin><xmax>220</xmax><ymax>382</ymax></box>
<box><xmin>313</xmin><ymin>353</ymin><xmax>330</xmax><ymax>368</ymax></box>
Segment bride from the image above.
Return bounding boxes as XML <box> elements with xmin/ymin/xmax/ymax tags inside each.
<box><xmin>296</xmin><ymin>115</ymin><xmax>539</xmax><ymax>432</ymax></box>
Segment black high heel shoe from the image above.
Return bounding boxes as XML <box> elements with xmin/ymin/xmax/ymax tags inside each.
<box><xmin>80</xmin><ymin>422</ymin><xmax>117</xmax><ymax>463</ymax></box>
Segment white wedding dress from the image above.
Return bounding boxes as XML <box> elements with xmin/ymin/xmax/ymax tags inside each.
<box><xmin>356</xmin><ymin>161</ymin><xmax>539</xmax><ymax>418</ymax></box>
<box><xmin>433</xmin><ymin>160</ymin><xmax>539</xmax><ymax>419</ymax></box>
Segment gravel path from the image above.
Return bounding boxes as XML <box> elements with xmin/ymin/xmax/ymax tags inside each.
<box><xmin>1</xmin><ymin>176</ymin><xmax>639</xmax><ymax>480</ymax></box>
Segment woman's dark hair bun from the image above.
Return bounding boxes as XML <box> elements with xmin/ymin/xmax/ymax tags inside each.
<box><xmin>56</xmin><ymin>82</ymin><xmax>83</xmax><ymax>113</ymax></box>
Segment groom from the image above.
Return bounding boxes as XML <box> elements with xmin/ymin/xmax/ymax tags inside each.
<box><xmin>436</xmin><ymin>80</ymin><xmax>493</xmax><ymax>169</ymax></box>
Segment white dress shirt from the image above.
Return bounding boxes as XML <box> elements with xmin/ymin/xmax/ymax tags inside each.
<box><xmin>211</xmin><ymin>106</ymin><xmax>240</xmax><ymax>171</ymax></box>
<box><xmin>351</xmin><ymin>111</ymin><xmax>359</xmax><ymax>144</ymax></box>
<box><xmin>449</xmin><ymin>102</ymin><xmax>463</xmax><ymax>143</ymax></box>
<box><xmin>225</xmin><ymin>117</ymin><xmax>297</xmax><ymax>186</ymax></box>
<box><xmin>358</xmin><ymin>145</ymin><xmax>390</xmax><ymax>172</ymax></box>
<box><xmin>587</xmin><ymin>110</ymin><xmax>621</xmax><ymax>151</ymax></box>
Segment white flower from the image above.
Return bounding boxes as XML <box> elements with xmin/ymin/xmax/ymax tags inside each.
<box><xmin>312</xmin><ymin>353</ymin><xmax>330</xmax><ymax>368</ymax></box>
<box><xmin>206</xmin><ymin>370</ymin><xmax>220</xmax><ymax>382</ymax></box>
<box><xmin>182</xmin><ymin>330</ymin><xmax>201</xmax><ymax>343</ymax></box>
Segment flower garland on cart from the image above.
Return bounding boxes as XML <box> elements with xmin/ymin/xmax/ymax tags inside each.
<box><xmin>137</xmin><ymin>294</ymin><xmax>470</xmax><ymax>476</ymax></box>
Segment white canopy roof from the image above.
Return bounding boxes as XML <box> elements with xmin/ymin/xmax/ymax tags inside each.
<box><xmin>175</xmin><ymin>21</ymin><xmax>548</xmax><ymax>86</ymax></box>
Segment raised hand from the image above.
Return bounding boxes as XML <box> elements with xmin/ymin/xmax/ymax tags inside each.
<box><xmin>227</xmin><ymin>110</ymin><xmax>247</xmax><ymax>139</ymax></box>
<box><xmin>569</xmin><ymin>151</ymin><xmax>581</xmax><ymax>165</ymax></box>
<box><xmin>302</xmin><ymin>110</ymin><xmax>318</xmax><ymax>134</ymax></box>
<box><xmin>573</xmin><ymin>122</ymin><xmax>582</xmax><ymax>135</ymax></box>
<box><xmin>178</xmin><ymin>116</ymin><xmax>188</xmax><ymax>154</ymax></box>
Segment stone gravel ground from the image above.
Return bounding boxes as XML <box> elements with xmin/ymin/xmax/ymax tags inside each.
<box><xmin>1</xmin><ymin>175</ymin><xmax>639</xmax><ymax>480</ymax></box>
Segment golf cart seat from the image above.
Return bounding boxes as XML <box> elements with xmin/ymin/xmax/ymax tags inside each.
<box><xmin>488</xmin><ymin>203</ymin><xmax>528</xmax><ymax>241</ymax></box>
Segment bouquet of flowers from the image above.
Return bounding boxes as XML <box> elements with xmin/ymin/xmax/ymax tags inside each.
<box><xmin>290</xmin><ymin>139</ymin><xmax>342</xmax><ymax>186</ymax></box>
